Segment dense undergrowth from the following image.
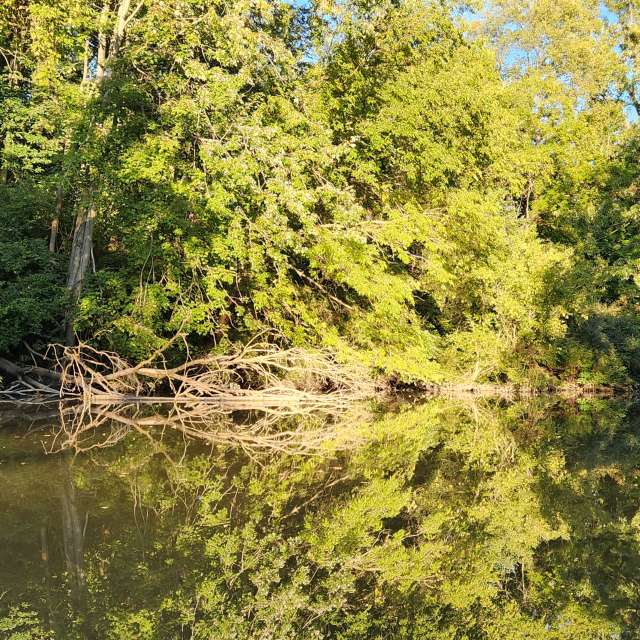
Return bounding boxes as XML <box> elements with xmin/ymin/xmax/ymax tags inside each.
<box><xmin>2</xmin><ymin>0</ymin><xmax>640</xmax><ymax>388</ymax></box>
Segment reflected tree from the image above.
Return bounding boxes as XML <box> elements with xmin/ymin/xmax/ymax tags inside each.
<box><xmin>2</xmin><ymin>398</ymin><xmax>640</xmax><ymax>638</ymax></box>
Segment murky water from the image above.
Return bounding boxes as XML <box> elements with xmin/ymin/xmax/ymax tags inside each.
<box><xmin>1</xmin><ymin>397</ymin><xmax>639</xmax><ymax>639</ymax></box>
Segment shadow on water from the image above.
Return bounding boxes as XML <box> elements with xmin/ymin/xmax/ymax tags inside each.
<box><xmin>1</xmin><ymin>396</ymin><xmax>640</xmax><ymax>639</ymax></box>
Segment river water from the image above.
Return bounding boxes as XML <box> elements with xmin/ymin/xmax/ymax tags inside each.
<box><xmin>0</xmin><ymin>397</ymin><xmax>639</xmax><ymax>639</ymax></box>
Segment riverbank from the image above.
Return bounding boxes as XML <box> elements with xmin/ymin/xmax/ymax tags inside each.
<box><xmin>0</xmin><ymin>345</ymin><xmax>631</xmax><ymax>407</ymax></box>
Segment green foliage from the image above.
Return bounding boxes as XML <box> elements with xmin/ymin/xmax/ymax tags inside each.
<box><xmin>2</xmin><ymin>0</ymin><xmax>640</xmax><ymax>384</ymax></box>
<box><xmin>0</xmin><ymin>605</ymin><xmax>51</xmax><ymax>640</ymax></box>
<box><xmin>0</xmin><ymin>185</ymin><xmax>66</xmax><ymax>352</ymax></box>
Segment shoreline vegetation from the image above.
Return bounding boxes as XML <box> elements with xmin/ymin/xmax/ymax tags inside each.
<box><xmin>0</xmin><ymin>366</ymin><xmax>631</xmax><ymax>459</ymax></box>
<box><xmin>0</xmin><ymin>374</ymin><xmax>631</xmax><ymax>458</ymax></box>
<box><xmin>0</xmin><ymin>340</ymin><xmax>375</xmax><ymax>404</ymax></box>
<box><xmin>4</xmin><ymin>1</ymin><xmax>640</xmax><ymax>397</ymax></box>
<box><xmin>0</xmin><ymin>340</ymin><xmax>630</xmax><ymax>406</ymax></box>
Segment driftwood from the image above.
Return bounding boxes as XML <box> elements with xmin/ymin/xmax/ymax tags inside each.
<box><xmin>0</xmin><ymin>338</ymin><xmax>374</xmax><ymax>453</ymax></box>
<box><xmin>0</xmin><ymin>339</ymin><xmax>373</xmax><ymax>454</ymax></box>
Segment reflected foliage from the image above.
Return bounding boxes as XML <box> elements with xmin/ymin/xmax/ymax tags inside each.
<box><xmin>1</xmin><ymin>398</ymin><xmax>640</xmax><ymax>638</ymax></box>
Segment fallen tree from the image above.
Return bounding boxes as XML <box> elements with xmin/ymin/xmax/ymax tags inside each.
<box><xmin>0</xmin><ymin>339</ymin><xmax>374</xmax><ymax>409</ymax></box>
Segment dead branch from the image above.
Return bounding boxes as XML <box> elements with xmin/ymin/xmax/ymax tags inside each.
<box><xmin>0</xmin><ymin>341</ymin><xmax>375</xmax><ymax>411</ymax></box>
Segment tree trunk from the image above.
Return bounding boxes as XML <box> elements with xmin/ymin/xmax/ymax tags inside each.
<box><xmin>65</xmin><ymin>1</ymin><xmax>109</xmax><ymax>345</ymax></box>
<box><xmin>66</xmin><ymin>203</ymin><xmax>97</xmax><ymax>293</ymax></box>
<box><xmin>66</xmin><ymin>203</ymin><xmax>97</xmax><ymax>345</ymax></box>
<box><xmin>60</xmin><ymin>466</ymin><xmax>86</xmax><ymax>599</ymax></box>
<box><xmin>65</xmin><ymin>0</ymin><xmax>140</xmax><ymax>345</ymax></box>
<box><xmin>82</xmin><ymin>38</ymin><xmax>90</xmax><ymax>83</ymax></box>
<box><xmin>111</xmin><ymin>0</ymin><xmax>132</xmax><ymax>58</ymax></box>
<box><xmin>59</xmin><ymin>456</ymin><xmax>94</xmax><ymax>638</ymax></box>
<box><xmin>95</xmin><ymin>2</ymin><xmax>109</xmax><ymax>84</ymax></box>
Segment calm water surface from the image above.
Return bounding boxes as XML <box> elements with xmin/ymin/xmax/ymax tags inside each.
<box><xmin>1</xmin><ymin>397</ymin><xmax>639</xmax><ymax>639</ymax></box>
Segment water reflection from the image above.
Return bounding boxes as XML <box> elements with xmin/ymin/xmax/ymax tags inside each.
<box><xmin>0</xmin><ymin>397</ymin><xmax>639</xmax><ymax>639</ymax></box>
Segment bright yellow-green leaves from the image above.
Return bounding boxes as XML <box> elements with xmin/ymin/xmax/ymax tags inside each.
<box><xmin>477</xmin><ymin>0</ymin><xmax>620</xmax><ymax>97</ymax></box>
<box><xmin>3</xmin><ymin>0</ymin><xmax>640</xmax><ymax>385</ymax></box>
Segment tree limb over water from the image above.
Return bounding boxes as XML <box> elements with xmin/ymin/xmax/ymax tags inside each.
<box><xmin>0</xmin><ymin>341</ymin><xmax>374</xmax><ymax>410</ymax></box>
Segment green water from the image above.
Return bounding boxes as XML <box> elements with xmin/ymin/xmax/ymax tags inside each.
<box><xmin>1</xmin><ymin>397</ymin><xmax>639</xmax><ymax>639</ymax></box>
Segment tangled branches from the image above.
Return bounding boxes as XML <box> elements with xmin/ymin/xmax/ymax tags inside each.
<box><xmin>0</xmin><ymin>339</ymin><xmax>374</xmax><ymax>454</ymax></box>
<box><xmin>0</xmin><ymin>340</ymin><xmax>374</xmax><ymax>408</ymax></box>
<box><xmin>48</xmin><ymin>400</ymin><xmax>368</xmax><ymax>456</ymax></box>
